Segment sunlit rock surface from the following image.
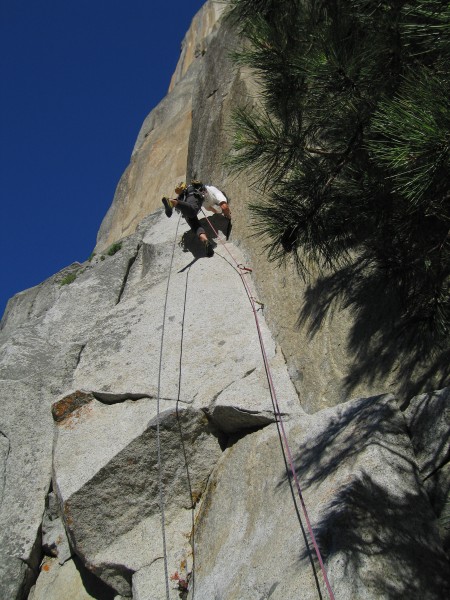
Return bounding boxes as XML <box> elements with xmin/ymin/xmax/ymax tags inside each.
<box><xmin>0</xmin><ymin>2</ymin><xmax>448</xmax><ymax>599</ymax></box>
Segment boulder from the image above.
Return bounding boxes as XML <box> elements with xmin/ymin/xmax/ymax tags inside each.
<box><xmin>190</xmin><ymin>394</ymin><xmax>450</xmax><ymax>599</ymax></box>
<box><xmin>0</xmin><ymin>551</ymin><xmax>35</xmax><ymax>600</ymax></box>
<box><xmin>53</xmin><ymin>395</ymin><xmax>222</xmax><ymax>595</ymax></box>
<box><xmin>28</xmin><ymin>557</ymin><xmax>116</xmax><ymax>600</ymax></box>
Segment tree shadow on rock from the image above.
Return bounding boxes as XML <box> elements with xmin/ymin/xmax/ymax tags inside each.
<box><xmin>298</xmin><ymin>259</ymin><xmax>449</xmax><ymax>399</ymax></box>
<box><xmin>309</xmin><ymin>474</ymin><xmax>450</xmax><ymax>599</ymax></box>
<box><xmin>405</xmin><ymin>388</ymin><xmax>450</xmax><ymax>473</ymax></box>
<box><xmin>282</xmin><ymin>395</ymin><xmax>408</xmax><ymax>490</ymax></box>
<box><xmin>278</xmin><ymin>395</ymin><xmax>450</xmax><ymax>598</ymax></box>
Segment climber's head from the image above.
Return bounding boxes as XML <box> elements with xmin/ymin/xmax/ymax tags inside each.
<box><xmin>175</xmin><ymin>182</ymin><xmax>187</xmax><ymax>195</ymax></box>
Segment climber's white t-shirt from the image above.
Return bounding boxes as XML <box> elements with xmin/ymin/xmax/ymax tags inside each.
<box><xmin>202</xmin><ymin>185</ymin><xmax>228</xmax><ymax>213</ymax></box>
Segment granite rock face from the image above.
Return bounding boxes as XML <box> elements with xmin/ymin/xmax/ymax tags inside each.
<box><xmin>2</xmin><ymin>202</ymin><xmax>447</xmax><ymax>599</ymax></box>
<box><xmin>0</xmin><ymin>232</ymin><xmax>149</xmax><ymax>599</ymax></box>
<box><xmin>28</xmin><ymin>556</ymin><xmax>116</xmax><ymax>600</ymax></box>
<box><xmin>96</xmin><ymin>0</ymin><xmax>448</xmax><ymax>409</ymax></box>
<box><xmin>191</xmin><ymin>394</ymin><xmax>449</xmax><ymax>599</ymax></box>
<box><xmin>0</xmin><ymin>205</ymin><xmax>303</xmax><ymax>598</ymax></box>
<box><xmin>0</xmin><ymin>2</ymin><xmax>449</xmax><ymax>600</ymax></box>
<box><xmin>49</xmin><ymin>209</ymin><xmax>302</xmax><ymax>597</ymax></box>
<box><xmin>53</xmin><ymin>400</ymin><xmax>221</xmax><ymax>595</ymax></box>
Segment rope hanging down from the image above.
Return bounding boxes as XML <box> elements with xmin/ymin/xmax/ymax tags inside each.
<box><xmin>154</xmin><ymin>207</ymin><xmax>334</xmax><ymax>599</ymax></box>
<box><xmin>201</xmin><ymin>209</ymin><xmax>336</xmax><ymax>600</ymax></box>
<box><xmin>175</xmin><ymin>266</ymin><xmax>197</xmax><ymax>595</ymax></box>
<box><xmin>154</xmin><ymin>214</ymin><xmax>183</xmax><ymax>600</ymax></box>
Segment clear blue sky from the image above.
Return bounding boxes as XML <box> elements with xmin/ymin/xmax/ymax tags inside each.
<box><xmin>0</xmin><ymin>0</ymin><xmax>207</xmax><ymax>319</ymax></box>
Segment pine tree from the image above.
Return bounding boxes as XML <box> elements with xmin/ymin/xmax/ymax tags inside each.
<box><xmin>225</xmin><ymin>0</ymin><xmax>450</xmax><ymax>345</ymax></box>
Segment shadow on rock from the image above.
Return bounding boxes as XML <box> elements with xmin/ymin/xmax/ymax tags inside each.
<box><xmin>178</xmin><ymin>213</ymin><xmax>229</xmax><ymax>259</ymax></box>
<box><xmin>279</xmin><ymin>395</ymin><xmax>450</xmax><ymax>598</ymax></box>
<box><xmin>73</xmin><ymin>555</ymin><xmax>116</xmax><ymax>600</ymax></box>
<box><xmin>179</xmin><ymin>229</ymin><xmax>211</xmax><ymax>259</ymax></box>
<box><xmin>298</xmin><ymin>259</ymin><xmax>449</xmax><ymax>398</ymax></box>
<box><xmin>310</xmin><ymin>473</ymin><xmax>449</xmax><ymax>599</ymax></box>
<box><xmin>202</xmin><ymin>212</ymin><xmax>230</xmax><ymax>239</ymax></box>
<box><xmin>281</xmin><ymin>395</ymin><xmax>411</xmax><ymax>490</ymax></box>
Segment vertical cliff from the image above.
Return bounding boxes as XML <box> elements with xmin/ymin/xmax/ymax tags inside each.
<box><xmin>95</xmin><ymin>1</ymin><xmax>225</xmax><ymax>254</ymax></box>
<box><xmin>1</xmin><ymin>2</ymin><xmax>449</xmax><ymax>599</ymax></box>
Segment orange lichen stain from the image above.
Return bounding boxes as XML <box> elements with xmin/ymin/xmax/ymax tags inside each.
<box><xmin>170</xmin><ymin>570</ymin><xmax>189</xmax><ymax>591</ymax></box>
<box><xmin>42</xmin><ymin>563</ymin><xmax>50</xmax><ymax>572</ymax></box>
<box><xmin>61</xmin><ymin>403</ymin><xmax>94</xmax><ymax>430</ymax></box>
<box><xmin>52</xmin><ymin>390</ymin><xmax>93</xmax><ymax>425</ymax></box>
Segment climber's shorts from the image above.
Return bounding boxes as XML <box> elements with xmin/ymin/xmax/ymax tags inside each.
<box><xmin>176</xmin><ymin>194</ymin><xmax>205</xmax><ymax>236</ymax></box>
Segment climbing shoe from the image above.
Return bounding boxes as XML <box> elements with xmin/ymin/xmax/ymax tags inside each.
<box><xmin>204</xmin><ymin>240</ymin><xmax>214</xmax><ymax>258</ymax></box>
<box><xmin>162</xmin><ymin>197</ymin><xmax>173</xmax><ymax>218</ymax></box>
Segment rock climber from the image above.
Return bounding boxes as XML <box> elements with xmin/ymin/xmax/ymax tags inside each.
<box><xmin>203</xmin><ymin>183</ymin><xmax>232</xmax><ymax>241</ymax></box>
<box><xmin>202</xmin><ymin>184</ymin><xmax>231</xmax><ymax>220</ymax></box>
<box><xmin>162</xmin><ymin>181</ymin><xmax>231</xmax><ymax>257</ymax></box>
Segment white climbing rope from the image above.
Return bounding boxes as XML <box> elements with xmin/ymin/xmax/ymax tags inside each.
<box><xmin>154</xmin><ymin>213</ymin><xmax>182</xmax><ymax>600</ymax></box>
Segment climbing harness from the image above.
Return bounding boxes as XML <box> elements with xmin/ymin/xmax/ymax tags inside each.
<box><xmin>200</xmin><ymin>209</ymin><xmax>336</xmax><ymax>600</ymax></box>
<box><xmin>180</xmin><ymin>181</ymin><xmax>206</xmax><ymax>204</ymax></box>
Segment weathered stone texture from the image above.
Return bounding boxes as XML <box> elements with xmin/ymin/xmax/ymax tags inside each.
<box><xmin>0</xmin><ymin>3</ymin><xmax>449</xmax><ymax>600</ymax></box>
<box><xmin>404</xmin><ymin>387</ymin><xmax>450</xmax><ymax>478</ymax></box>
<box><xmin>168</xmin><ymin>0</ymin><xmax>226</xmax><ymax>91</ymax></box>
<box><xmin>28</xmin><ymin>557</ymin><xmax>115</xmax><ymax>600</ymax></box>
<box><xmin>54</xmin><ymin>404</ymin><xmax>220</xmax><ymax>595</ymax></box>
<box><xmin>95</xmin><ymin>94</ymin><xmax>192</xmax><ymax>253</ymax></box>
<box><xmin>50</xmin><ymin>210</ymin><xmax>301</xmax><ymax>596</ymax></box>
<box><xmin>190</xmin><ymin>394</ymin><xmax>449</xmax><ymax>600</ymax></box>
<box><xmin>184</xmin><ymin>18</ymin><xmax>386</xmax><ymax>411</ymax></box>
<box><xmin>0</xmin><ymin>235</ymin><xmax>150</xmax><ymax>599</ymax></box>
<box><xmin>41</xmin><ymin>492</ymin><xmax>71</xmax><ymax>565</ymax></box>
